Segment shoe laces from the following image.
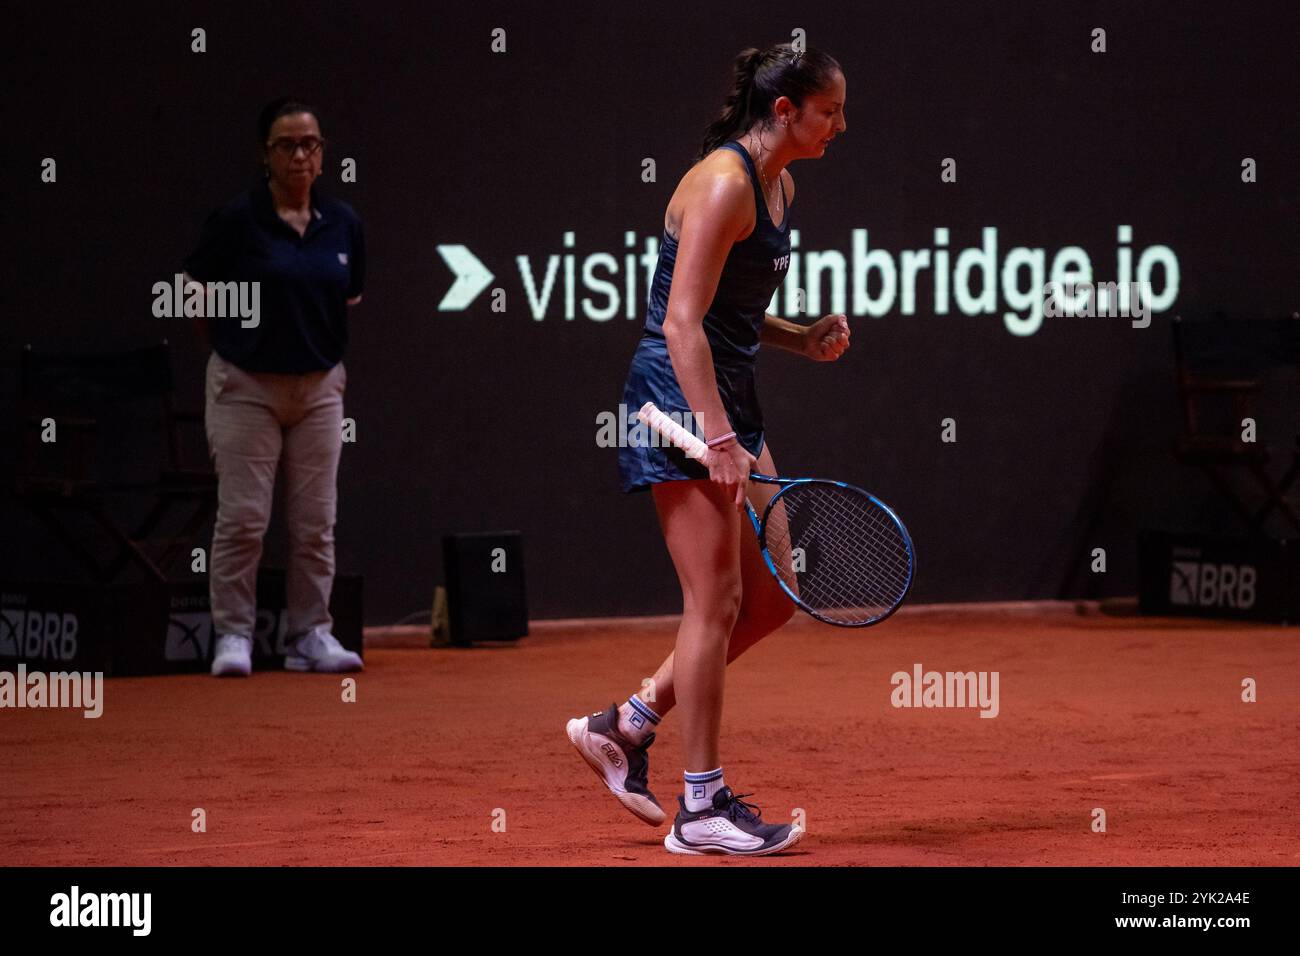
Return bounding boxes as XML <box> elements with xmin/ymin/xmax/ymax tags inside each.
<box><xmin>721</xmin><ymin>791</ymin><xmax>762</xmax><ymax>824</ymax></box>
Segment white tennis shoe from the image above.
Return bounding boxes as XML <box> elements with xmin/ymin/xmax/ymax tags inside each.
<box><xmin>285</xmin><ymin>628</ymin><xmax>363</xmax><ymax>673</ymax></box>
<box><xmin>664</xmin><ymin>786</ymin><xmax>803</xmax><ymax>856</ymax></box>
<box><xmin>210</xmin><ymin>634</ymin><xmax>253</xmax><ymax>677</ymax></box>
<box><xmin>566</xmin><ymin>703</ymin><xmax>666</xmax><ymax>826</ymax></box>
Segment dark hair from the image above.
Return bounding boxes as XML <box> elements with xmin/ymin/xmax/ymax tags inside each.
<box><xmin>698</xmin><ymin>44</ymin><xmax>841</xmax><ymax>161</ymax></box>
<box><xmin>257</xmin><ymin>97</ymin><xmax>320</xmax><ymax>146</ymax></box>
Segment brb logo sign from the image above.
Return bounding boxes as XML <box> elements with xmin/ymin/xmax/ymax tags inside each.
<box><xmin>165</xmin><ymin>612</ymin><xmax>213</xmax><ymax>662</ymax></box>
<box><xmin>166</xmin><ymin>606</ymin><xmax>298</xmax><ymax>661</ymax></box>
<box><xmin>1169</xmin><ymin>561</ymin><xmax>1257</xmax><ymax>609</ymax></box>
<box><xmin>0</xmin><ymin>606</ymin><xmax>79</xmax><ymax>661</ymax></box>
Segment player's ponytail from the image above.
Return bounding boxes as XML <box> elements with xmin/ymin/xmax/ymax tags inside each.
<box><xmin>697</xmin><ymin>47</ymin><xmax>763</xmax><ymax>160</ymax></box>
<box><xmin>696</xmin><ymin>43</ymin><xmax>842</xmax><ymax>163</ymax></box>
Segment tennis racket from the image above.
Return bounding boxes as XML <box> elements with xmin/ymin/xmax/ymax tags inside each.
<box><xmin>637</xmin><ymin>401</ymin><xmax>915</xmax><ymax>627</ymax></box>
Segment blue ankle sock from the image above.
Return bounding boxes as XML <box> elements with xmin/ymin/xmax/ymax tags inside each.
<box><xmin>617</xmin><ymin>695</ymin><xmax>660</xmax><ymax>745</ymax></box>
<box><xmin>684</xmin><ymin>768</ymin><xmax>725</xmax><ymax>811</ymax></box>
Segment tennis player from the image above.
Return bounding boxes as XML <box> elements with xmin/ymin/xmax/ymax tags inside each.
<box><xmin>567</xmin><ymin>43</ymin><xmax>850</xmax><ymax>855</ymax></box>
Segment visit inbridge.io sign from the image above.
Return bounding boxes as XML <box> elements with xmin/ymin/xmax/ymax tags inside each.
<box><xmin>437</xmin><ymin>225</ymin><xmax>1179</xmax><ymax>336</ymax></box>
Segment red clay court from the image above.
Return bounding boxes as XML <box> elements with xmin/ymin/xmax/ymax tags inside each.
<box><xmin>4</xmin><ymin>603</ymin><xmax>1297</xmax><ymax>867</ymax></box>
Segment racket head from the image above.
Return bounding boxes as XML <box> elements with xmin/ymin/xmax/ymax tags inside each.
<box><xmin>757</xmin><ymin>478</ymin><xmax>915</xmax><ymax>627</ymax></box>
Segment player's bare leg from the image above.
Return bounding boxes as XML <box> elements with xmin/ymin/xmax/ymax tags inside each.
<box><xmin>649</xmin><ymin>476</ymin><xmax>745</xmax><ymax>770</ymax></box>
<box><xmin>564</xmin><ymin>471</ymin><xmax>741</xmax><ymax>824</ymax></box>
<box><xmin>567</xmin><ymin>445</ymin><xmax>793</xmax><ymax>826</ymax></box>
<box><xmin>630</xmin><ymin>442</ymin><xmax>794</xmax><ymax>719</ymax></box>
<box><xmin>652</xmin><ymin>445</ymin><xmax>804</xmax><ymax>855</ymax></box>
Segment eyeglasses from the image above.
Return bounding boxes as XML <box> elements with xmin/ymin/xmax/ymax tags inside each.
<box><xmin>267</xmin><ymin>136</ymin><xmax>325</xmax><ymax>156</ymax></box>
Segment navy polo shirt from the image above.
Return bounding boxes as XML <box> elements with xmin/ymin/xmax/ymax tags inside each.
<box><xmin>184</xmin><ymin>180</ymin><xmax>365</xmax><ymax>373</ymax></box>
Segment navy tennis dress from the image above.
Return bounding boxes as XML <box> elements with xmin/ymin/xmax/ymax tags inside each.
<box><xmin>618</xmin><ymin>140</ymin><xmax>792</xmax><ymax>493</ymax></box>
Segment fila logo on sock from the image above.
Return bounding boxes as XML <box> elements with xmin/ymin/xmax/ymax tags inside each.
<box><xmin>629</xmin><ymin>712</ymin><xmax>644</xmax><ymax>728</ymax></box>
<box><xmin>692</xmin><ymin>785</ymin><xmax>705</xmax><ymax>799</ymax></box>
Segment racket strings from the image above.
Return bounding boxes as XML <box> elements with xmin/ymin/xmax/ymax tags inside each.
<box><xmin>764</xmin><ymin>483</ymin><xmax>912</xmax><ymax>625</ymax></box>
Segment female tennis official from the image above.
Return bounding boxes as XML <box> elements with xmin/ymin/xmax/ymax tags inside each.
<box><xmin>184</xmin><ymin>98</ymin><xmax>365</xmax><ymax>678</ymax></box>
<box><xmin>568</xmin><ymin>45</ymin><xmax>850</xmax><ymax>855</ymax></box>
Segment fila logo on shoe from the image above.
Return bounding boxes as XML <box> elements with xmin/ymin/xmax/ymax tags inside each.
<box><xmin>600</xmin><ymin>742</ymin><xmax>624</xmax><ymax>768</ymax></box>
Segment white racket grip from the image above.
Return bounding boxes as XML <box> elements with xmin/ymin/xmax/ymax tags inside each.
<box><xmin>637</xmin><ymin>402</ymin><xmax>710</xmax><ymax>463</ymax></box>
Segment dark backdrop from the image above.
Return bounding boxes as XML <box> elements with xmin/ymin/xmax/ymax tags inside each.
<box><xmin>4</xmin><ymin>1</ymin><xmax>1299</xmax><ymax>622</ymax></box>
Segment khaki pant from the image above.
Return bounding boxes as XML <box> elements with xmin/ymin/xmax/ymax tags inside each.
<box><xmin>204</xmin><ymin>352</ymin><xmax>345</xmax><ymax>639</ymax></box>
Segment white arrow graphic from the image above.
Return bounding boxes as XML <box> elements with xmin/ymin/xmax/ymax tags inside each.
<box><xmin>436</xmin><ymin>244</ymin><xmax>494</xmax><ymax>311</ymax></box>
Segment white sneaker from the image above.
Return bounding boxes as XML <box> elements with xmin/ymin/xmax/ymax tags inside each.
<box><xmin>565</xmin><ymin>703</ymin><xmax>665</xmax><ymax>826</ymax></box>
<box><xmin>211</xmin><ymin>634</ymin><xmax>253</xmax><ymax>677</ymax></box>
<box><xmin>285</xmin><ymin>628</ymin><xmax>363</xmax><ymax>673</ymax></box>
<box><xmin>663</xmin><ymin>786</ymin><xmax>804</xmax><ymax>856</ymax></box>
